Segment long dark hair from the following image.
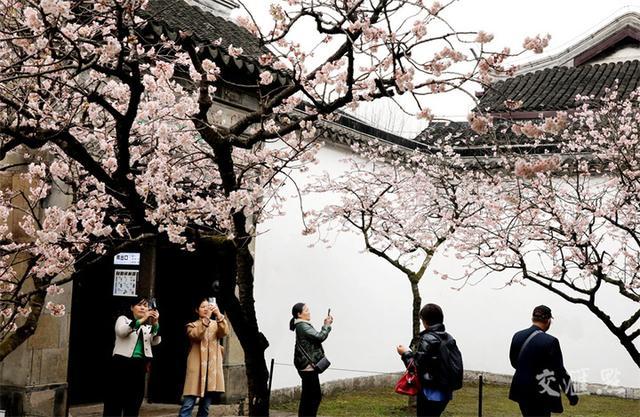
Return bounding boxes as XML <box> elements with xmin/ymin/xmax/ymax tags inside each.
<box><xmin>289</xmin><ymin>302</ymin><xmax>305</xmax><ymax>331</ymax></box>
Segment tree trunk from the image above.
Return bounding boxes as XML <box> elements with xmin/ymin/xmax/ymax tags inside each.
<box><xmin>617</xmin><ymin>332</ymin><xmax>640</xmax><ymax>368</ymax></box>
<box><xmin>586</xmin><ymin>304</ymin><xmax>640</xmax><ymax>368</ymax></box>
<box><xmin>200</xmin><ymin>235</ymin><xmax>270</xmax><ymax>416</ymax></box>
<box><xmin>207</xmin><ymin>139</ymin><xmax>273</xmax><ymax>415</ymax></box>
<box><xmin>0</xmin><ymin>257</ymin><xmax>44</xmax><ymax>361</ymax></box>
<box><xmin>0</xmin><ymin>285</ymin><xmax>45</xmax><ymax>361</ymax></box>
<box><xmin>234</xmin><ymin>245</ymin><xmax>271</xmax><ymax>416</ymax></box>
<box><xmin>409</xmin><ymin>278</ymin><xmax>422</xmax><ymax>349</ymax></box>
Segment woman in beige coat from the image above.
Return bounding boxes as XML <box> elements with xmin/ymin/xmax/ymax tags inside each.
<box><xmin>179</xmin><ymin>298</ymin><xmax>229</xmax><ymax>417</ymax></box>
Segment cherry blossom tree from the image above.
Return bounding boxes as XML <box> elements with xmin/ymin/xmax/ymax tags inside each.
<box><xmin>0</xmin><ymin>0</ymin><xmax>552</xmax><ymax>414</ymax></box>
<box><xmin>0</xmin><ymin>1</ymin><xmax>316</xmax><ymax>413</ymax></box>
<box><xmin>0</xmin><ymin>163</ymin><xmax>113</xmax><ymax>355</ymax></box>
<box><xmin>306</xmin><ymin>140</ymin><xmax>488</xmax><ymax>344</ymax></box>
<box><xmin>458</xmin><ymin>89</ymin><xmax>640</xmax><ymax>367</ymax></box>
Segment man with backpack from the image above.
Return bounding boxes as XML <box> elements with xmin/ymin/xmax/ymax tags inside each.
<box><xmin>509</xmin><ymin>305</ymin><xmax>579</xmax><ymax>417</ymax></box>
<box><xmin>397</xmin><ymin>303</ymin><xmax>463</xmax><ymax>417</ymax></box>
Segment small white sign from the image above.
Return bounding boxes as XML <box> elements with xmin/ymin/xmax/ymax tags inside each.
<box><xmin>114</xmin><ymin>252</ymin><xmax>141</xmax><ymax>266</ymax></box>
<box><xmin>113</xmin><ymin>269</ymin><xmax>139</xmax><ymax>297</ymax></box>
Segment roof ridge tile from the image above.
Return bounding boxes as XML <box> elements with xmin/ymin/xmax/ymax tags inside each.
<box><xmin>478</xmin><ymin>59</ymin><xmax>640</xmax><ymax>114</ymax></box>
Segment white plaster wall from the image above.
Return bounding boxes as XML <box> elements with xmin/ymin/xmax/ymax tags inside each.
<box><xmin>254</xmin><ymin>144</ymin><xmax>640</xmax><ymax>390</ymax></box>
<box><xmin>184</xmin><ymin>0</ymin><xmax>237</xmax><ymax>19</ymax></box>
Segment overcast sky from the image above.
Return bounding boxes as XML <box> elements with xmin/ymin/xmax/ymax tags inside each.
<box><xmin>235</xmin><ymin>1</ymin><xmax>640</xmax><ymax>137</ymax></box>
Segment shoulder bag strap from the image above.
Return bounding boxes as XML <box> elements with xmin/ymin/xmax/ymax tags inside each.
<box><xmin>518</xmin><ymin>329</ymin><xmax>542</xmax><ymax>363</ymax></box>
<box><xmin>296</xmin><ymin>339</ymin><xmax>315</xmax><ymax>365</ymax></box>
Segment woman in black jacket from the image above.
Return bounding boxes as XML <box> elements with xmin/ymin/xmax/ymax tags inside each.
<box><xmin>289</xmin><ymin>303</ymin><xmax>333</xmax><ymax>417</ymax></box>
<box><xmin>397</xmin><ymin>303</ymin><xmax>459</xmax><ymax>417</ymax></box>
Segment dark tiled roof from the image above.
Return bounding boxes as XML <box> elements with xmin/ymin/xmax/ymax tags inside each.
<box><xmin>286</xmin><ymin>105</ymin><xmax>429</xmax><ymax>151</ymax></box>
<box><xmin>478</xmin><ymin>60</ymin><xmax>640</xmax><ymax>113</ymax></box>
<box><xmin>140</xmin><ymin>1</ymin><xmax>291</xmax><ymax>85</ymax></box>
<box><xmin>140</xmin><ymin>1</ymin><xmax>503</xmax><ymax>155</ymax></box>
<box><xmin>331</xmin><ymin>112</ymin><xmax>426</xmax><ymax>150</ymax></box>
<box><xmin>144</xmin><ymin>0</ymin><xmax>265</xmax><ymax>58</ymax></box>
<box><xmin>414</xmin><ymin>122</ymin><xmax>560</xmax><ymax>156</ymax></box>
<box><xmin>140</xmin><ymin>2</ymin><xmax>419</xmax><ymax>148</ymax></box>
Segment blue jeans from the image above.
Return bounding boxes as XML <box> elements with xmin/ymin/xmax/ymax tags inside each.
<box><xmin>178</xmin><ymin>392</ymin><xmax>218</xmax><ymax>417</ymax></box>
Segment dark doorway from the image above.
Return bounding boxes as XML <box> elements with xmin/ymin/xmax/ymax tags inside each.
<box><xmin>67</xmin><ymin>255</ymin><xmax>121</xmax><ymax>405</ymax></box>
<box><xmin>147</xmin><ymin>245</ymin><xmax>217</xmax><ymax>404</ymax></box>
<box><xmin>67</xmin><ymin>242</ymin><xmax>224</xmax><ymax>406</ymax></box>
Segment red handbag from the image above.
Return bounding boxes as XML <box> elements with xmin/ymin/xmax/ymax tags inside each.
<box><xmin>395</xmin><ymin>359</ymin><xmax>421</xmax><ymax>396</ymax></box>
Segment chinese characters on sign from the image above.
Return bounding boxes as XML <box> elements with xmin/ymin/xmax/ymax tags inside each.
<box><xmin>114</xmin><ymin>252</ymin><xmax>141</xmax><ymax>266</ymax></box>
<box><xmin>113</xmin><ymin>269</ymin><xmax>139</xmax><ymax>297</ymax></box>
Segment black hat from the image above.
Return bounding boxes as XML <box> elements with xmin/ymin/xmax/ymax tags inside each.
<box><xmin>532</xmin><ymin>305</ymin><xmax>553</xmax><ymax>320</ymax></box>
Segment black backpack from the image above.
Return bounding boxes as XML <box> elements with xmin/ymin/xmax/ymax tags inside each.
<box><xmin>429</xmin><ymin>332</ymin><xmax>464</xmax><ymax>391</ymax></box>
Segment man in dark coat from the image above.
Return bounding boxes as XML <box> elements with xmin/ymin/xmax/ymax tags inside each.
<box><xmin>509</xmin><ymin>305</ymin><xmax>579</xmax><ymax>417</ymax></box>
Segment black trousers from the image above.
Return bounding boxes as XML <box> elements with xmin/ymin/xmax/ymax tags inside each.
<box><xmin>518</xmin><ymin>402</ymin><xmax>551</xmax><ymax>417</ymax></box>
<box><xmin>416</xmin><ymin>392</ymin><xmax>448</xmax><ymax>417</ymax></box>
<box><xmin>298</xmin><ymin>370</ymin><xmax>322</xmax><ymax>417</ymax></box>
<box><xmin>103</xmin><ymin>355</ymin><xmax>148</xmax><ymax>417</ymax></box>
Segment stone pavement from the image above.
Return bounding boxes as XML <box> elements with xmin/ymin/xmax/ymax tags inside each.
<box><xmin>69</xmin><ymin>403</ymin><xmax>178</xmax><ymax>417</ymax></box>
<box><xmin>68</xmin><ymin>402</ymin><xmax>300</xmax><ymax>417</ymax></box>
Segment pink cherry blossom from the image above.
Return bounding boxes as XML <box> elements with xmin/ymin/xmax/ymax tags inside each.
<box><xmin>520</xmin><ymin>121</ymin><xmax>544</xmax><ymax>138</ymax></box>
<box><xmin>259</xmin><ymin>71</ymin><xmax>274</xmax><ymax>85</ymax></box>
<box><xmin>270</xmin><ymin>4</ymin><xmax>286</xmax><ymax>21</ymax></box>
<box><xmin>412</xmin><ymin>20</ymin><xmax>427</xmax><ymax>39</ymax></box>
<box><xmin>523</xmin><ymin>33</ymin><xmax>551</xmax><ymax>53</ymax></box>
<box><xmin>460</xmin><ymin>88</ymin><xmax>640</xmax><ymax>365</ymax></box>
<box><xmin>504</xmin><ymin>99</ymin><xmax>523</xmax><ymax>110</ymax></box>
<box><xmin>0</xmin><ymin>0</ymin><xmax>579</xmax><ymax>402</ymax></box>
<box><xmin>306</xmin><ymin>140</ymin><xmax>491</xmax><ymax>339</ymax></box>
<box><xmin>236</xmin><ymin>15</ymin><xmax>259</xmax><ymax>36</ymax></box>
<box><xmin>467</xmin><ymin>113</ymin><xmax>492</xmax><ymax>134</ymax></box>
<box><xmin>46</xmin><ymin>302</ymin><xmax>66</xmax><ymax>317</ymax></box>
<box><xmin>513</xmin><ymin>156</ymin><xmax>560</xmax><ymax>178</ymax></box>
<box><xmin>228</xmin><ymin>44</ymin><xmax>243</xmax><ymax>58</ymax></box>
<box><xmin>417</xmin><ymin>108</ymin><xmax>433</xmax><ymax>121</ymax></box>
<box><xmin>46</xmin><ymin>284</ymin><xmax>64</xmax><ymax>296</ymax></box>
<box><xmin>475</xmin><ymin>31</ymin><xmax>494</xmax><ymax>44</ymax></box>
<box><xmin>429</xmin><ymin>1</ymin><xmax>443</xmax><ymax>14</ymax></box>
<box><xmin>259</xmin><ymin>54</ymin><xmax>274</xmax><ymax>66</ymax></box>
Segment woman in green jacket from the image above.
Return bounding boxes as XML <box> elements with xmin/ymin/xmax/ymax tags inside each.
<box><xmin>289</xmin><ymin>303</ymin><xmax>333</xmax><ymax>417</ymax></box>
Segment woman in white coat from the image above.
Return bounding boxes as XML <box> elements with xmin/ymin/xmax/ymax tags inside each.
<box><xmin>103</xmin><ymin>297</ymin><xmax>161</xmax><ymax>417</ymax></box>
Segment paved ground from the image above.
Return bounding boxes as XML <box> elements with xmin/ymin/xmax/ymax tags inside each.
<box><xmin>69</xmin><ymin>403</ymin><xmax>179</xmax><ymax>417</ymax></box>
<box><xmin>68</xmin><ymin>402</ymin><xmax>299</xmax><ymax>417</ymax></box>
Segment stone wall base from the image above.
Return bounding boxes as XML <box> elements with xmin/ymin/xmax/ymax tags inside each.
<box><xmin>222</xmin><ymin>364</ymin><xmax>248</xmax><ymax>404</ymax></box>
<box><xmin>269</xmin><ymin>370</ymin><xmax>640</xmax><ymax>405</ymax></box>
<box><xmin>0</xmin><ymin>383</ymin><xmax>67</xmax><ymax>417</ymax></box>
